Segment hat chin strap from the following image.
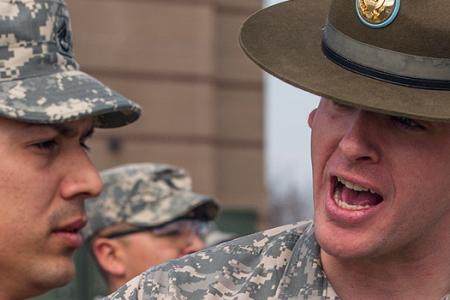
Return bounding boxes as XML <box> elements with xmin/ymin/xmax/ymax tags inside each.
<box><xmin>321</xmin><ymin>22</ymin><xmax>450</xmax><ymax>90</ymax></box>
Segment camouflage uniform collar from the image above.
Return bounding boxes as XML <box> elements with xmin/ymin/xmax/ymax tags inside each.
<box><xmin>275</xmin><ymin>221</ymin><xmax>340</xmax><ymax>299</ymax></box>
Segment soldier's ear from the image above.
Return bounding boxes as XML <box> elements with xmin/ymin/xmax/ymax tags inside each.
<box><xmin>92</xmin><ymin>237</ymin><xmax>126</xmax><ymax>277</ymax></box>
<box><xmin>308</xmin><ymin>108</ymin><xmax>317</xmax><ymax>129</ymax></box>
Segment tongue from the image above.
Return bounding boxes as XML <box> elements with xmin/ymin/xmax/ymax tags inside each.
<box><xmin>341</xmin><ymin>186</ymin><xmax>382</xmax><ymax>206</ymax></box>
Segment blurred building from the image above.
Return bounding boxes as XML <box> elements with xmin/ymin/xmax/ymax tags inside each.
<box><xmin>33</xmin><ymin>1</ymin><xmax>263</xmax><ymax>299</ymax></box>
<box><xmin>74</xmin><ymin>0</ymin><xmax>265</xmax><ymax>227</ymax></box>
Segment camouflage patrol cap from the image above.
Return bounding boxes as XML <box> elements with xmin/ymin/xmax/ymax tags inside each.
<box><xmin>82</xmin><ymin>163</ymin><xmax>219</xmax><ymax>240</ymax></box>
<box><xmin>0</xmin><ymin>0</ymin><xmax>140</xmax><ymax>127</ymax></box>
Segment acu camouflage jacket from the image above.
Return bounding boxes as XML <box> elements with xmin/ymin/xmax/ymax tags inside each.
<box><xmin>104</xmin><ymin>221</ymin><xmax>450</xmax><ymax>300</ymax></box>
<box><xmin>105</xmin><ymin>221</ymin><xmax>341</xmax><ymax>299</ymax></box>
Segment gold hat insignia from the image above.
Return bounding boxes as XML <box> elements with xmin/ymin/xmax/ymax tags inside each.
<box><xmin>357</xmin><ymin>0</ymin><xmax>398</xmax><ymax>26</ymax></box>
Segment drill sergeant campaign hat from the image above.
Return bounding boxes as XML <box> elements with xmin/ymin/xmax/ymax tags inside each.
<box><xmin>240</xmin><ymin>0</ymin><xmax>450</xmax><ymax>121</ymax></box>
<box><xmin>82</xmin><ymin>163</ymin><xmax>219</xmax><ymax>241</ymax></box>
<box><xmin>0</xmin><ymin>0</ymin><xmax>140</xmax><ymax>127</ymax></box>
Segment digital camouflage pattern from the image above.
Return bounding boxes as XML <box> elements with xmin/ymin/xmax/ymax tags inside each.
<box><xmin>104</xmin><ymin>220</ymin><xmax>450</xmax><ymax>300</ymax></box>
<box><xmin>82</xmin><ymin>163</ymin><xmax>219</xmax><ymax>241</ymax></box>
<box><xmin>0</xmin><ymin>0</ymin><xmax>141</xmax><ymax>127</ymax></box>
<box><xmin>104</xmin><ymin>221</ymin><xmax>342</xmax><ymax>300</ymax></box>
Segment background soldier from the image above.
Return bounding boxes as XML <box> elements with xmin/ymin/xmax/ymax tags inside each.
<box><xmin>106</xmin><ymin>0</ymin><xmax>450</xmax><ymax>299</ymax></box>
<box><xmin>82</xmin><ymin>163</ymin><xmax>218</xmax><ymax>295</ymax></box>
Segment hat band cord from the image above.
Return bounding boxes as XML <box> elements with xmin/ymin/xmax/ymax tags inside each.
<box><xmin>322</xmin><ymin>23</ymin><xmax>450</xmax><ymax>90</ymax></box>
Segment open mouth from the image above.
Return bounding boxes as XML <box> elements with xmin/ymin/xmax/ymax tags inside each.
<box><xmin>333</xmin><ymin>176</ymin><xmax>383</xmax><ymax>210</ymax></box>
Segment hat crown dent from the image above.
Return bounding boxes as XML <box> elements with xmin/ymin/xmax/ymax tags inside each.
<box><xmin>329</xmin><ymin>0</ymin><xmax>450</xmax><ymax>59</ymax></box>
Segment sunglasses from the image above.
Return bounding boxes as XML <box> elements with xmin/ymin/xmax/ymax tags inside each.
<box><xmin>104</xmin><ymin>219</ymin><xmax>210</xmax><ymax>240</ymax></box>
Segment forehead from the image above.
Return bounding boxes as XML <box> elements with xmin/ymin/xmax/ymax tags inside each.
<box><xmin>317</xmin><ymin>98</ymin><xmax>450</xmax><ymax>142</ymax></box>
<box><xmin>322</xmin><ymin>98</ymin><xmax>450</xmax><ymax>124</ymax></box>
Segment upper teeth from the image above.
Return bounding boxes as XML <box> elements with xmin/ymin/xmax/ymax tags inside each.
<box><xmin>337</xmin><ymin>177</ymin><xmax>376</xmax><ymax>194</ymax></box>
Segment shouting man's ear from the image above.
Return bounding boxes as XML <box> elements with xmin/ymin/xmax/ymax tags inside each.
<box><xmin>308</xmin><ymin>108</ymin><xmax>317</xmax><ymax>129</ymax></box>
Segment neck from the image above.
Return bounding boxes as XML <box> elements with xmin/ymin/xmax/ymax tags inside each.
<box><xmin>108</xmin><ymin>277</ymin><xmax>128</xmax><ymax>295</ymax></box>
<box><xmin>0</xmin><ymin>275</ymin><xmax>35</xmax><ymax>300</ymax></box>
<box><xmin>321</xmin><ymin>241</ymin><xmax>450</xmax><ymax>300</ymax></box>
<box><xmin>0</xmin><ymin>294</ymin><xmax>21</xmax><ymax>300</ymax></box>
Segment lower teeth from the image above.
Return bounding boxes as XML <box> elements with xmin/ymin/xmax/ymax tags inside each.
<box><xmin>334</xmin><ymin>189</ymin><xmax>371</xmax><ymax>210</ymax></box>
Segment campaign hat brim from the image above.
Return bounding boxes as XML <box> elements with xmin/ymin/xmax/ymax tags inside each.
<box><xmin>0</xmin><ymin>69</ymin><xmax>141</xmax><ymax>128</ymax></box>
<box><xmin>240</xmin><ymin>0</ymin><xmax>450</xmax><ymax>121</ymax></box>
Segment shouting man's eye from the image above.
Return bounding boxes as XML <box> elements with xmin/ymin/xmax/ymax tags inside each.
<box><xmin>391</xmin><ymin>116</ymin><xmax>426</xmax><ymax>130</ymax></box>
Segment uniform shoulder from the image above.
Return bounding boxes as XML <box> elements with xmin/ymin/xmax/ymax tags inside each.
<box><xmin>105</xmin><ymin>220</ymin><xmax>314</xmax><ymax>300</ymax></box>
<box><xmin>219</xmin><ymin>219</ymin><xmax>313</xmax><ymax>253</ymax></box>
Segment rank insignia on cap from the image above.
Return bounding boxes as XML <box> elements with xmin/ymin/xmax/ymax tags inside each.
<box><xmin>56</xmin><ymin>18</ymin><xmax>73</xmax><ymax>57</ymax></box>
<box><xmin>356</xmin><ymin>0</ymin><xmax>400</xmax><ymax>28</ymax></box>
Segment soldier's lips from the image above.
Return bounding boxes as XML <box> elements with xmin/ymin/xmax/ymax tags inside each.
<box><xmin>52</xmin><ymin>218</ymin><xmax>86</xmax><ymax>248</ymax></box>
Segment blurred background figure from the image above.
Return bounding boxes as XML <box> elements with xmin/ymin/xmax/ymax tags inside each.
<box><xmin>81</xmin><ymin>163</ymin><xmax>219</xmax><ymax>295</ymax></box>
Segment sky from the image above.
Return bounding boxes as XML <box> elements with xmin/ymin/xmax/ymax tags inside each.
<box><xmin>264</xmin><ymin>0</ymin><xmax>320</xmax><ymax>219</ymax></box>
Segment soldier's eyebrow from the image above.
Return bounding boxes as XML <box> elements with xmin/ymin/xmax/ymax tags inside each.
<box><xmin>49</xmin><ymin>124</ymin><xmax>80</xmax><ymax>138</ymax></box>
<box><xmin>21</xmin><ymin>123</ymin><xmax>95</xmax><ymax>139</ymax></box>
<box><xmin>50</xmin><ymin>124</ymin><xmax>95</xmax><ymax>140</ymax></box>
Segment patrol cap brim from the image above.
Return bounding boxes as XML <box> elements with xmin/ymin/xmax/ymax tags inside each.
<box><xmin>240</xmin><ymin>0</ymin><xmax>450</xmax><ymax>121</ymax></box>
<box><xmin>128</xmin><ymin>191</ymin><xmax>219</xmax><ymax>228</ymax></box>
<box><xmin>0</xmin><ymin>69</ymin><xmax>141</xmax><ymax>128</ymax></box>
